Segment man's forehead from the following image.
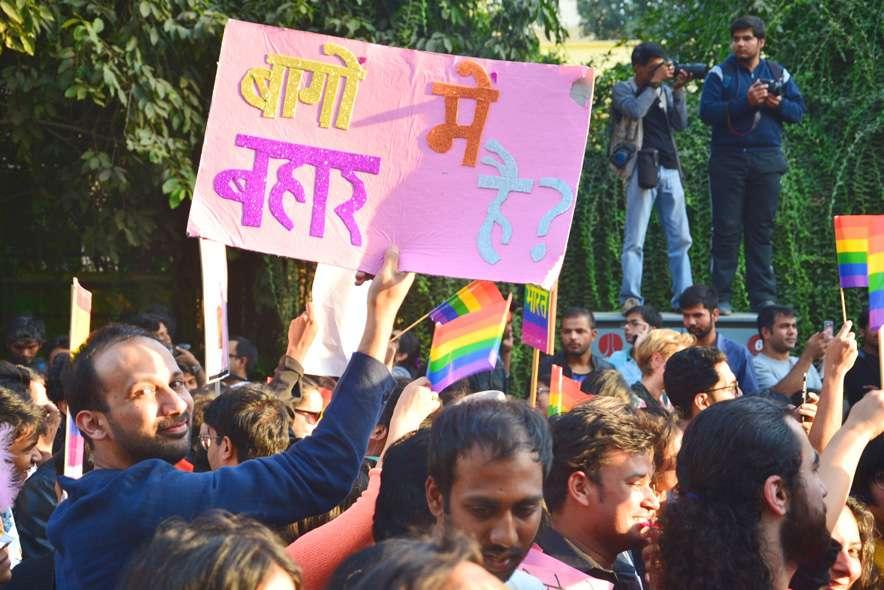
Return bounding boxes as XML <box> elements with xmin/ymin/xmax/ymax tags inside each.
<box><xmin>94</xmin><ymin>337</ymin><xmax>177</xmax><ymax>379</ymax></box>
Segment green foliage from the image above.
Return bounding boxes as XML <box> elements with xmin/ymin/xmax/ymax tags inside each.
<box><xmin>0</xmin><ymin>0</ymin><xmax>564</xmax><ymax>375</ymax></box>
<box><xmin>576</xmin><ymin>0</ymin><xmax>653</xmax><ymax>39</ymax></box>
<box><xmin>560</xmin><ymin>0</ymin><xmax>883</xmax><ymax>351</ymax></box>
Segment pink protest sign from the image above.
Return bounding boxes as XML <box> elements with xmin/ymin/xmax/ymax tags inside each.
<box><xmin>519</xmin><ymin>546</ymin><xmax>614</xmax><ymax>589</ymax></box>
<box><xmin>187</xmin><ymin>19</ymin><xmax>594</xmax><ymax>287</ymax></box>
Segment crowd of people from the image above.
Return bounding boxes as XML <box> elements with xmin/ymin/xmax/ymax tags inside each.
<box><xmin>0</xmin><ymin>13</ymin><xmax>881</xmax><ymax>590</ymax></box>
<box><xmin>0</xmin><ymin>244</ymin><xmax>881</xmax><ymax>590</ymax></box>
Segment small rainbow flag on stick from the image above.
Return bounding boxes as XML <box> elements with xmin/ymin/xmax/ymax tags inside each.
<box><xmin>868</xmin><ymin>216</ymin><xmax>884</xmax><ymax>332</ymax></box>
<box><xmin>834</xmin><ymin>215</ymin><xmax>871</xmax><ymax>288</ymax></box>
<box><xmin>548</xmin><ymin>365</ymin><xmax>592</xmax><ymax>416</ymax></box>
<box><xmin>429</xmin><ymin>280</ymin><xmax>504</xmax><ymax>324</ymax></box>
<box><xmin>427</xmin><ymin>294</ymin><xmax>512</xmax><ymax>392</ymax></box>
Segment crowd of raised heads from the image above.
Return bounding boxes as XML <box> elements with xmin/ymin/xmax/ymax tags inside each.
<box><xmin>0</xmin><ymin>245</ymin><xmax>880</xmax><ymax>590</ymax></box>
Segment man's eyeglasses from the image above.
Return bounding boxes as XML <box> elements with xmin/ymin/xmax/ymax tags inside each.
<box><xmin>706</xmin><ymin>381</ymin><xmax>741</xmax><ymax>397</ymax></box>
<box><xmin>199</xmin><ymin>433</ymin><xmax>221</xmax><ymax>451</ymax></box>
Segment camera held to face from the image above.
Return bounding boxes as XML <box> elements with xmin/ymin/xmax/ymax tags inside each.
<box><xmin>672</xmin><ymin>63</ymin><xmax>709</xmax><ymax>80</ymax></box>
<box><xmin>759</xmin><ymin>78</ymin><xmax>785</xmax><ymax>96</ymax></box>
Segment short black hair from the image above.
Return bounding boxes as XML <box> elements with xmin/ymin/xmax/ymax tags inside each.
<box><xmin>756</xmin><ymin>304</ymin><xmax>796</xmax><ymax>337</ymax></box>
<box><xmin>127</xmin><ymin>313</ymin><xmax>166</xmax><ymax>334</ymax></box>
<box><xmin>45</xmin><ymin>335</ymin><xmax>70</xmax><ymax>354</ymax></box>
<box><xmin>625</xmin><ymin>304</ymin><xmax>663</xmax><ymax>328</ymax></box>
<box><xmin>663</xmin><ymin>347</ymin><xmax>727</xmax><ymax>417</ymax></box>
<box><xmin>46</xmin><ymin>352</ymin><xmax>71</xmax><ymax>405</ymax></box>
<box><xmin>377</xmin><ymin>379</ymin><xmax>407</xmax><ymax>433</ymax></box>
<box><xmin>730</xmin><ymin>15</ymin><xmax>766</xmax><ymax>39</ymax></box>
<box><xmin>631</xmin><ymin>42</ymin><xmax>667</xmax><ymax>66</ymax></box>
<box><xmin>858</xmin><ymin>307</ymin><xmax>869</xmax><ymax>331</ymax></box>
<box><xmin>678</xmin><ymin>285</ymin><xmax>719</xmax><ymax>312</ymax></box>
<box><xmin>230</xmin><ymin>336</ymin><xmax>258</xmax><ymax>371</ymax></box>
<box><xmin>0</xmin><ymin>360</ymin><xmax>31</xmax><ymax>398</ymax></box>
<box><xmin>63</xmin><ymin>323</ymin><xmax>158</xmax><ymax>420</ymax></box>
<box><xmin>373</xmin><ymin>429</ymin><xmax>435</xmax><ymax>541</ymax></box>
<box><xmin>203</xmin><ymin>386</ymin><xmax>290</xmax><ymax>462</ymax></box>
<box><xmin>329</xmin><ymin>533</ymin><xmax>481</xmax><ymax>590</ymax></box>
<box><xmin>562</xmin><ymin>306</ymin><xmax>596</xmax><ymax>329</ymax></box>
<box><xmin>5</xmin><ymin>314</ymin><xmax>45</xmax><ymax>344</ymax></box>
<box><xmin>428</xmin><ymin>399</ymin><xmax>552</xmax><ymax>506</ymax></box>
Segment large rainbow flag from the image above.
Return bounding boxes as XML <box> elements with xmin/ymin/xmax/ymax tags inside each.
<box><xmin>427</xmin><ymin>295</ymin><xmax>511</xmax><ymax>392</ymax></box>
<box><xmin>428</xmin><ymin>280</ymin><xmax>504</xmax><ymax>324</ymax></box>
<box><xmin>869</xmin><ymin>216</ymin><xmax>884</xmax><ymax>331</ymax></box>
<box><xmin>834</xmin><ymin>215</ymin><xmax>872</xmax><ymax>288</ymax></box>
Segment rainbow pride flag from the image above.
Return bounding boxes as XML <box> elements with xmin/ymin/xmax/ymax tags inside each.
<box><xmin>428</xmin><ymin>280</ymin><xmax>504</xmax><ymax>324</ymax></box>
<box><xmin>427</xmin><ymin>295</ymin><xmax>511</xmax><ymax>392</ymax></box>
<box><xmin>868</xmin><ymin>216</ymin><xmax>884</xmax><ymax>332</ymax></box>
<box><xmin>548</xmin><ymin>364</ymin><xmax>592</xmax><ymax>416</ymax></box>
<box><xmin>834</xmin><ymin>216</ymin><xmax>872</xmax><ymax>288</ymax></box>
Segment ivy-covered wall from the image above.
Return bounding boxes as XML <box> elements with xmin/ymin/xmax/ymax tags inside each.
<box><xmin>394</xmin><ymin>0</ymin><xmax>883</xmax><ymax>395</ymax></box>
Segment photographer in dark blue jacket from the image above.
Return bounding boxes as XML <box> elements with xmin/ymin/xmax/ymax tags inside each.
<box><xmin>700</xmin><ymin>15</ymin><xmax>805</xmax><ymax>315</ymax></box>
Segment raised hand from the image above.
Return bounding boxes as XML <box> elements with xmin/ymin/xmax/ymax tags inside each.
<box><xmin>286</xmin><ymin>302</ymin><xmax>318</xmax><ymax>364</ymax></box>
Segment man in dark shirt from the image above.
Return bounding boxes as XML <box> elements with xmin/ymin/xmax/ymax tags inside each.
<box><xmin>611</xmin><ymin>42</ymin><xmax>693</xmax><ymax>313</ymax></box>
<box><xmin>540</xmin><ymin>308</ymin><xmax>613</xmax><ymax>386</ymax></box>
<box><xmin>845</xmin><ymin>307</ymin><xmax>881</xmax><ymax>406</ymax></box>
<box><xmin>699</xmin><ymin>15</ymin><xmax>805</xmax><ymax>313</ymax></box>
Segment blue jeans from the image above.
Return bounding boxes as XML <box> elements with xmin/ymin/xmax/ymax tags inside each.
<box><xmin>619</xmin><ymin>166</ymin><xmax>693</xmax><ymax>309</ymax></box>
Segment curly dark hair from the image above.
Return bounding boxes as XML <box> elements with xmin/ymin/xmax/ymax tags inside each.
<box><xmin>659</xmin><ymin>396</ymin><xmax>802</xmax><ymax>589</ymax></box>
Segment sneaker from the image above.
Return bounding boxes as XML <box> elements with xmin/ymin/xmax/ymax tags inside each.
<box><xmin>718</xmin><ymin>302</ymin><xmax>733</xmax><ymax>316</ymax></box>
<box><xmin>621</xmin><ymin>297</ymin><xmax>641</xmax><ymax>315</ymax></box>
<box><xmin>751</xmin><ymin>300</ymin><xmax>777</xmax><ymax>313</ymax></box>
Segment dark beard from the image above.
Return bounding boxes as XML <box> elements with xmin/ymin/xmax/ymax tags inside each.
<box><xmin>108</xmin><ymin>419</ymin><xmax>190</xmax><ymax>465</ymax></box>
<box><xmin>780</xmin><ymin>479</ymin><xmax>830</xmax><ymax>567</ymax></box>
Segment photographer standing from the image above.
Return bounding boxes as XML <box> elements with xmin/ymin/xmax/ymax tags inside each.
<box><xmin>611</xmin><ymin>42</ymin><xmax>694</xmax><ymax>314</ymax></box>
<box><xmin>700</xmin><ymin>15</ymin><xmax>805</xmax><ymax>314</ymax></box>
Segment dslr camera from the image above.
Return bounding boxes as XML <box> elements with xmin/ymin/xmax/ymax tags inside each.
<box><xmin>759</xmin><ymin>78</ymin><xmax>785</xmax><ymax>96</ymax></box>
<box><xmin>673</xmin><ymin>62</ymin><xmax>709</xmax><ymax>80</ymax></box>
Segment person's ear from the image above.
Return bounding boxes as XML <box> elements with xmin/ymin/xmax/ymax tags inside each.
<box><xmin>75</xmin><ymin>410</ymin><xmax>109</xmax><ymax>442</ymax></box>
<box><xmin>758</xmin><ymin>37</ymin><xmax>766</xmax><ymax>52</ymax></box>
<box><xmin>761</xmin><ymin>326</ymin><xmax>771</xmax><ymax>340</ymax></box>
<box><xmin>369</xmin><ymin>425</ymin><xmax>388</xmax><ymax>444</ymax></box>
<box><xmin>220</xmin><ymin>436</ymin><xmax>236</xmax><ymax>463</ymax></box>
<box><xmin>711</xmin><ymin>308</ymin><xmax>720</xmax><ymax>323</ymax></box>
<box><xmin>567</xmin><ymin>471</ymin><xmax>593</xmax><ymax>508</ymax></box>
<box><xmin>694</xmin><ymin>393</ymin><xmax>710</xmax><ymax>412</ymax></box>
<box><xmin>425</xmin><ymin>476</ymin><xmax>445</xmax><ymax>518</ymax></box>
<box><xmin>761</xmin><ymin>474</ymin><xmax>788</xmax><ymax>516</ymax></box>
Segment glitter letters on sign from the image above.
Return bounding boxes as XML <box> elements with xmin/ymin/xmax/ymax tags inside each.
<box><xmin>427</xmin><ymin>60</ymin><xmax>500</xmax><ymax>167</ymax></box>
<box><xmin>213</xmin><ymin>134</ymin><xmax>381</xmax><ymax>246</ymax></box>
<box><xmin>476</xmin><ymin>139</ymin><xmax>533</xmax><ymax>264</ymax></box>
<box><xmin>476</xmin><ymin>139</ymin><xmax>574</xmax><ymax>265</ymax></box>
<box><xmin>239</xmin><ymin>43</ymin><xmax>365</xmax><ymax>130</ymax></box>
